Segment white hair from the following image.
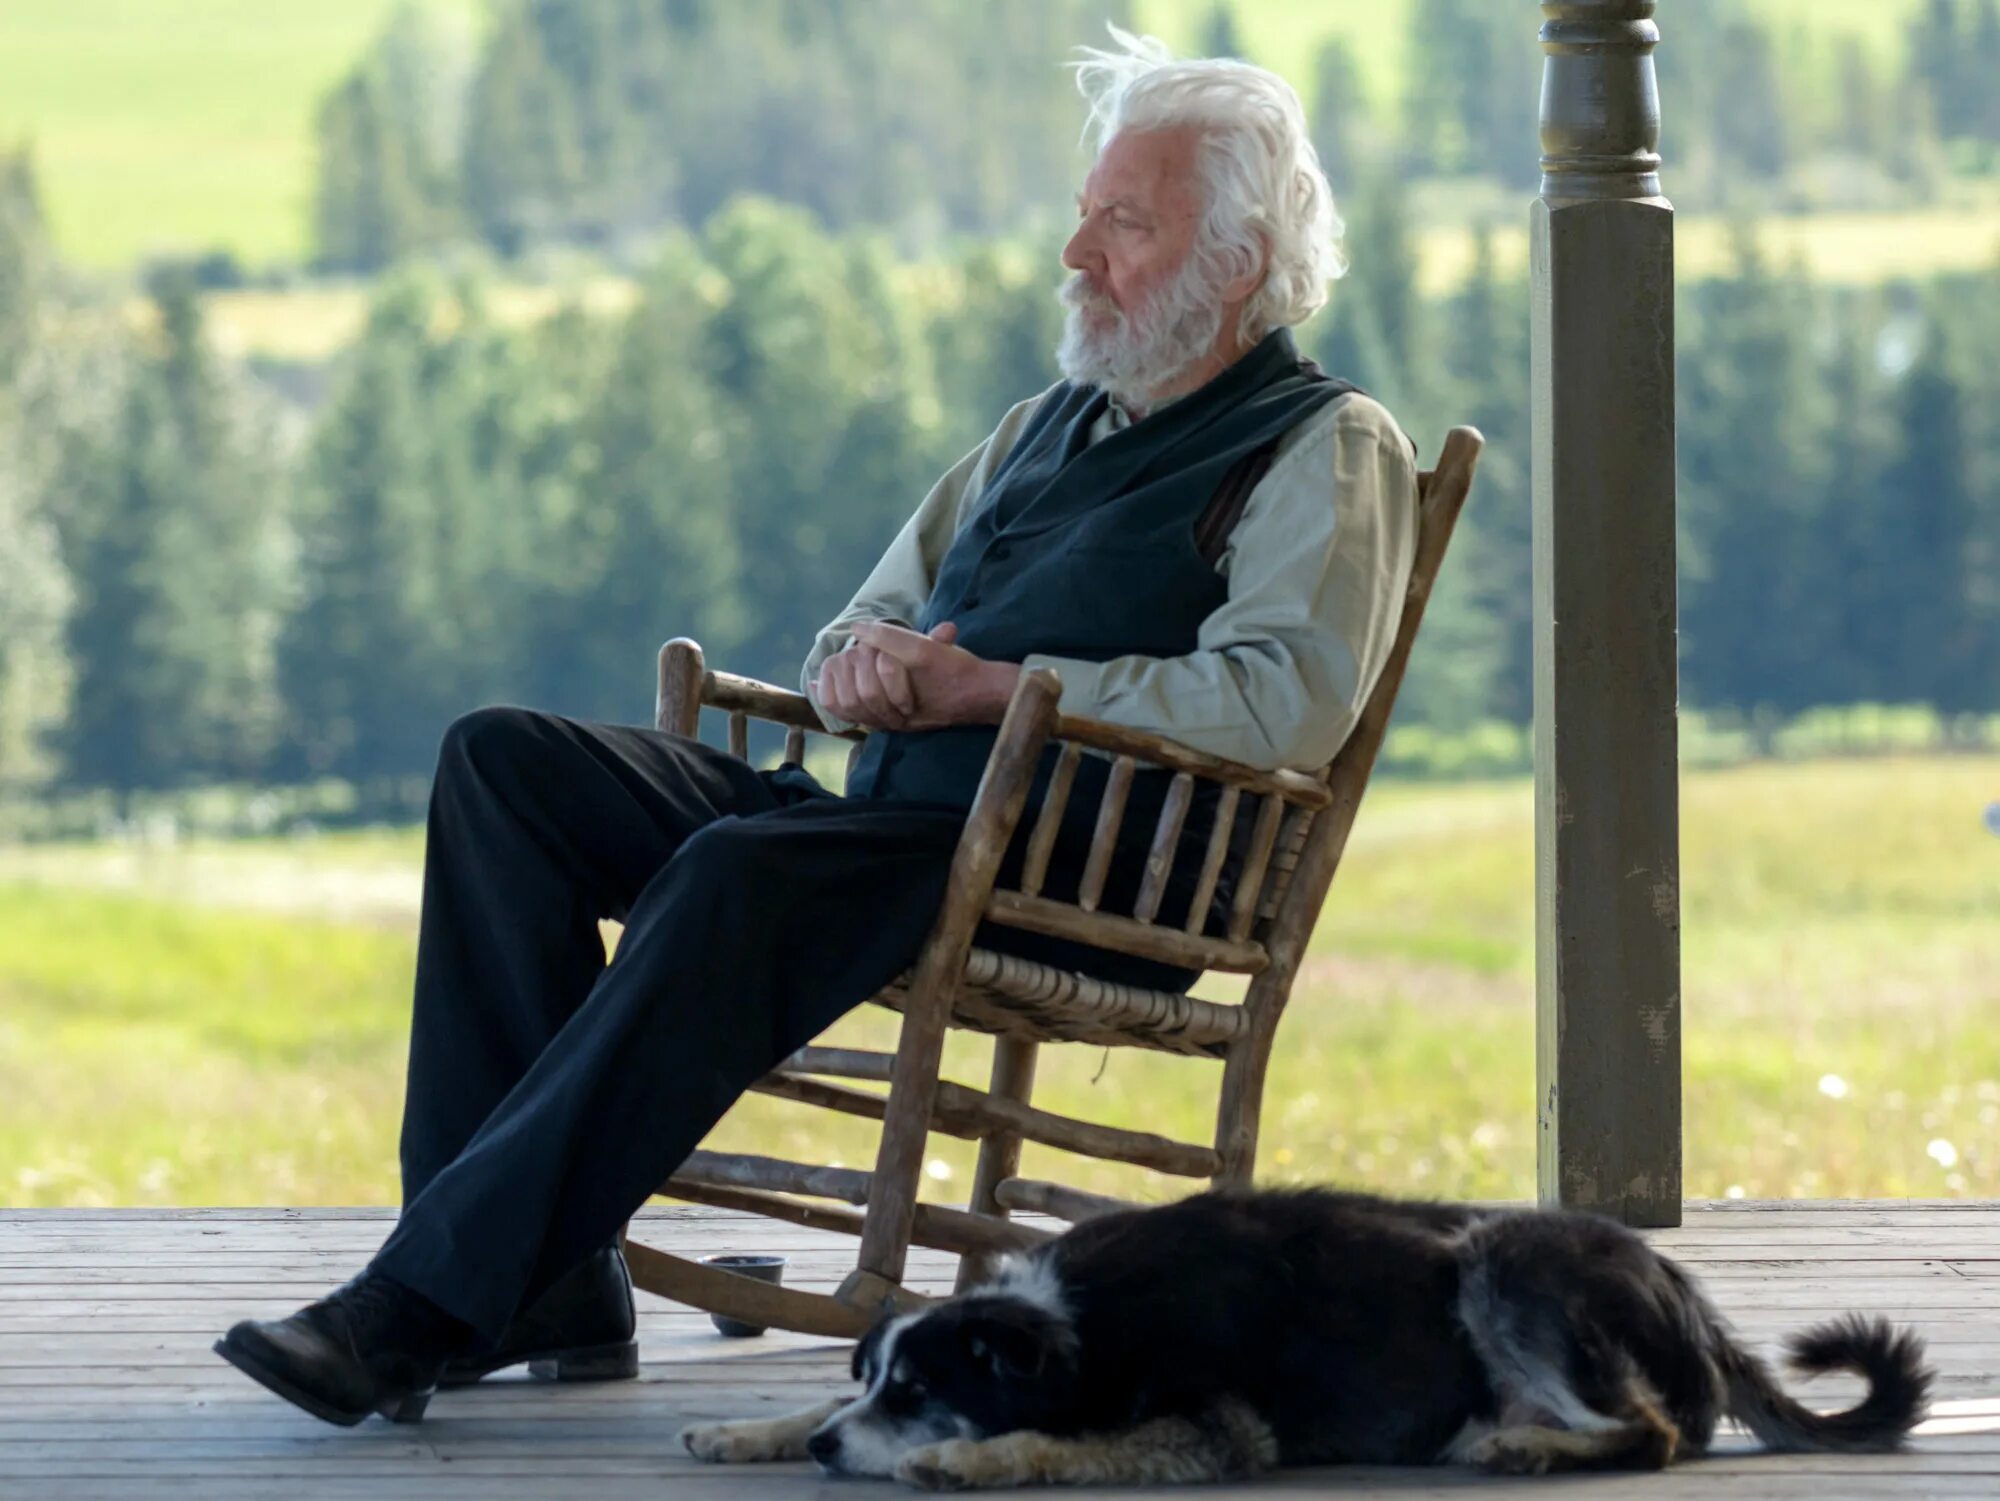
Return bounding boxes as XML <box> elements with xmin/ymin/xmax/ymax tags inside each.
<box><xmin>1068</xmin><ymin>24</ymin><xmax>1347</xmax><ymax>346</ymax></box>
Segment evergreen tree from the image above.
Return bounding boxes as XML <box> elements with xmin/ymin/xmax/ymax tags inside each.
<box><xmin>1811</xmin><ymin>290</ymin><xmax>1902</xmax><ymax>703</ymax></box>
<box><xmin>699</xmin><ymin>198</ymin><xmax>932</xmax><ymax>687</ymax></box>
<box><xmin>542</xmin><ymin>235</ymin><xmax>745</xmax><ymax>721</ymax></box>
<box><xmin>1201</xmin><ymin>2</ymin><xmax>1246</xmax><ymax>60</ymax></box>
<box><xmin>1711</xmin><ymin>18</ymin><xmax>1789</xmax><ymax>184</ymax></box>
<box><xmin>436</xmin><ymin>0</ymin><xmax>1128</xmax><ymax>258</ymax></box>
<box><xmin>1650</xmin><ymin>0</ymin><xmax>1744</xmax><ymax>205</ymax></box>
<box><xmin>59</xmin><ymin>274</ymin><xmax>293</xmax><ymax>790</ymax></box>
<box><xmin>926</xmin><ymin>237</ymin><xmax>1063</xmax><ymax>458</ymax></box>
<box><xmin>1975</xmin><ymin>0</ymin><xmax>2000</xmax><ymax>143</ymax></box>
<box><xmin>0</xmin><ymin>146</ymin><xmax>48</xmax><ymax>385</ymax></box>
<box><xmin>1676</xmin><ymin>229</ymin><xmax>1828</xmax><ymax>714</ymax></box>
<box><xmin>1308</xmin><ymin>38</ymin><xmax>1369</xmax><ymax>191</ymax></box>
<box><xmin>280</xmin><ymin>278</ymin><xmax>456</xmax><ymax>780</ymax></box>
<box><xmin>1879</xmin><ymin>299</ymin><xmax>1985</xmax><ymax>711</ymax></box>
<box><xmin>445</xmin><ymin>296</ymin><xmax>608</xmax><ymax>714</ymax></box>
<box><xmin>312</xmin><ymin>3</ymin><xmax>471</xmax><ymax>271</ymax></box>
<box><xmin>461</xmin><ymin>1</ymin><xmax>589</xmax><ymax>256</ymax></box>
<box><xmin>1437</xmin><ymin>224</ymin><xmax>1532</xmax><ymax>721</ymax></box>
<box><xmin>0</xmin><ymin>455</ymin><xmax>71</xmax><ymax>789</ymax></box>
<box><xmin>1910</xmin><ymin>0</ymin><xmax>1973</xmax><ymax>140</ymax></box>
<box><xmin>1401</xmin><ymin>0</ymin><xmax>1480</xmax><ymax>174</ymax></box>
<box><xmin>1829</xmin><ymin>37</ymin><xmax>1886</xmax><ymax>163</ymax></box>
<box><xmin>1310</xmin><ymin>168</ymin><xmax>1422</xmax><ymax>414</ymax></box>
<box><xmin>1460</xmin><ymin>6</ymin><xmax>1540</xmax><ymax>186</ymax></box>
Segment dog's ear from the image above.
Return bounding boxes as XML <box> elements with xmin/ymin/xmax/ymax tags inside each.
<box><xmin>960</xmin><ymin>1305</ymin><xmax>1067</xmax><ymax>1381</ymax></box>
<box><xmin>852</xmin><ymin>1315</ymin><xmax>893</xmax><ymax>1385</ymax></box>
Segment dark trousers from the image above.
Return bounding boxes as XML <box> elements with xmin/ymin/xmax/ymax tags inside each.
<box><xmin>370</xmin><ymin>706</ymin><xmax>1194</xmax><ymax>1343</ymax></box>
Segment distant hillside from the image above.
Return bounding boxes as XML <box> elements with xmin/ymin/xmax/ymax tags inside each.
<box><xmin>0</xmin><ymin>0</ymin><xmax>481</xmax><ymax>270</ymax></box>
<box><xmin>0</xmin><ymin>0</ymin><xmax>1930</xmax><ymax>270</ymax></box>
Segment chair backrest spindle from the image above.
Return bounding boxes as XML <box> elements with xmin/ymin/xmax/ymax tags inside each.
<box><xmin>1226</xmin><ymin>792</ymin><xmax>1287</xmax><ymax>942</ymax></box>
<box><xmin>1253</xmin><ymin>802</ymin><xmax>1319</xmax><ymax>930</ymax></box>
<box><xmin>1077</xmin><ymin>755</ymin><xmax>1136</xmax><ymax>911</ymax></box>
<box><xmin>1134</xmin><ymin>771</ymin><xmax>1195</xmax><ymax>923</ymax></box>
<box><xmin>1185</xmin><ymin>784</ymin><xmax>1240</xmax><ymax>935</ymax></box>
<box><xmin>1020</xmin><ymin>742</ymin><xmax>1083</xmax><ymax>897</ymax></box>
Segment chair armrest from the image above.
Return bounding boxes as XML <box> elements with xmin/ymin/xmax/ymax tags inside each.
<box><xmin>704</xmin><ymin>669</ymin><xmax>864</xmax><ymax>739</ymax></box>
<box><xmin>655</xmin><ymin>637</ymin><xmax>864</xmax><ymax>741</ymax></box>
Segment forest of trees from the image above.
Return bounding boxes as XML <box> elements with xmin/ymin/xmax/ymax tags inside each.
<box><xmin>313</xmin><ymin>0</ymin><xmax>1131</xmax><ymax>271</ymax></box>
<box><xmin>306</xmin><ymin>0</ymin><xmax>2000</xmax><ymax>274</ymax></box>
<box><xmin>2</xmin><ymin>0</ymin><xmax>1999</xmax><ymax>811</ymax></box>
<box><xmin>6</xmin><ymin>150</ymin><xmax>1999</xmax><ymax>803</ymax></box>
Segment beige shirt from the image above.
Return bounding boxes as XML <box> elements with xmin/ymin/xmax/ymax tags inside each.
<box><xmin>801</xmin><ymin>378</ymin><xmax>1419</xmax><ymax>772</ymax></box>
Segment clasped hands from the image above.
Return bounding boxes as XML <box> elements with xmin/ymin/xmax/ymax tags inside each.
<box><xmin>811</xmin><ymin>621</ymin><xmax>1022</xmax><ymax>731</ymax></box>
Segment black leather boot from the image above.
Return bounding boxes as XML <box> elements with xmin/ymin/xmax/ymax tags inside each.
<box><xmin>437</xmin><ymin>1245</ymin><xmax>639</xmax><ymax>1387</ymax></box>
<box><xmin>213</xmin><ymin>1271</ymin><xmax>478</xmax><ymax>1426</ymax></box>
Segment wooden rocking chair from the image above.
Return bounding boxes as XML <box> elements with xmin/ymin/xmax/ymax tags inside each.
<box><xmin>624</xmin><ymin>425</ymin><xmax>1484</xmax><ymax>1339</ymax></box>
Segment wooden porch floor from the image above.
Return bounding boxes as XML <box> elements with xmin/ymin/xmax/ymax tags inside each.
<box><xmin>1</xmin><ymin>1201</ymin><xmax>1995</xmax><ymax>1498</ymax></box>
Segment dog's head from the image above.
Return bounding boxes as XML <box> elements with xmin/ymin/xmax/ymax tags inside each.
<box><xmin>805</xmin><ymin>1292</ymin><xmax>1081</xmax><ymax>1477</ymax></box>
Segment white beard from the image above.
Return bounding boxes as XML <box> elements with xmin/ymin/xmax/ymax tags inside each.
<box><xmin>1054</xmin><ymin>255</ymin><xmax>1226</xmax><ymax>414</ymax></box>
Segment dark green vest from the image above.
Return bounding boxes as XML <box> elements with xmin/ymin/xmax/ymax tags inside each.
<box><xmin>848</xmin><ymin>327</ymin><xmax>1354</xmax><ymax>827</ymax></box>
<box><xmin>836</xmin><ymin>329</ymin><xmax>1373</xmax><ymax>938</ymax></box>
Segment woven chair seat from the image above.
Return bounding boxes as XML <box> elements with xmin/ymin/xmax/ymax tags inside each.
<box><xmin>871</xmin><ymin>944</ymin><xmax>1247</xmax><ymax>1058</ymax></box>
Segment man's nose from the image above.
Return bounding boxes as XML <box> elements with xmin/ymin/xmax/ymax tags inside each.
<box><xmin>1061</xmin><ymin>223</ymin><xmax>1097</xmax><ymax>274</ymax></box>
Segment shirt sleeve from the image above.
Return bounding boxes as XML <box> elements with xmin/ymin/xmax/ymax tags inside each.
<box><xmin>1019</xmin><ymin>397</ymin><xmax>1420</xmax><ymax>771</ymax></box>
<box><xmin>801</xmin><ymin>388</ymin><xmax>1055</xmax><ymax>732</ymax></box>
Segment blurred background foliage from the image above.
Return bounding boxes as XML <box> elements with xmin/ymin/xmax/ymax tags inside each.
<box><xmin>2</xmin><ymin>0</ymin><xmax>1999</xmax><ymax>803</ymax></box>
<box><xmin>0</xmin><ymin>1</ymin><xmax>1995</xmax><ymax>1206</ymax></box>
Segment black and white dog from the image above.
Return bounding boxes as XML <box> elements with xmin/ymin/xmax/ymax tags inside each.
<box><xmin>683</xmin><ymin>1187</ymin><xmax>1931</xmax><ymax>1489</ymax></box>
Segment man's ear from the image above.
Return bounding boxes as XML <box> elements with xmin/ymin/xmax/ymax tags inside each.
<box><xmin>961</xmin><ymin>1308</ymin><xmax>1067</xmax><ymax>1380</ymax></box>
<box><xmin>1217</xmin><ymin>231</ymin><xmax>1270</xmax><ymax>315</ymax></box>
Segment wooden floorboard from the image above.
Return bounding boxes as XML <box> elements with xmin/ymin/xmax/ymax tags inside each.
<box><xmin>0</xmin><ymin>1202</ymin><xmax>1993</xmax><ymax>1499</ymax></box>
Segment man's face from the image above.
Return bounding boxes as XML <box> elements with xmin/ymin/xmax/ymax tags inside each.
<box><xmin>1055</xmin><ymin>125</ymin><xmax>1228</xmax><ymax>407</ymax></box>
<box><xmin>1061</xmin><ymin>125</ymin><xmax>1204</xmax><ymax>331</ymax></box>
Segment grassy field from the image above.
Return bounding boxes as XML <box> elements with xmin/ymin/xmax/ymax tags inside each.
<box><xmin>0</xmin><ymin>0</ymin><xmax>1933</xmax><ymax>271</ymax></box>
<box><xmin>161</xmin><ymin>200</ymin><xmax>2000</xmax><ymax>365</ymax></box>
<box><xmin>3</xmin><ymin>754</ymin><xmax>1995</xmax><ymax>1211</ymax></box>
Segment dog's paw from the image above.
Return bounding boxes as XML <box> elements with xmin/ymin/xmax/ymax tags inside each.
<box><xmin>895</xmin><ymin>1439</ymin><xmax>982</xmax><ymax>1491</ymax></box>
<box><xmin>681</xmin><ymin>1420</ymin><xmax>780</xmax><ymax>1464</ymax></box>
<box><xmin>1466</xmin><ymin>1431</ymin><xmax>1556</xmax><ymax>1477</ymax></box>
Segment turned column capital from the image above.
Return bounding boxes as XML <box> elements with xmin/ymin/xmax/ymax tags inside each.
<box><xmin>1538</xmin><ymin>0</ymin><xmax>1664</xmax><ymax>202</ymax></box>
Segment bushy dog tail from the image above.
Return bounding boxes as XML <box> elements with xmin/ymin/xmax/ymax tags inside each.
<box><xmin>1720</xmin><ymin>1314</ymin><xmax>1930</xmax><ymax>1453</ymax></box>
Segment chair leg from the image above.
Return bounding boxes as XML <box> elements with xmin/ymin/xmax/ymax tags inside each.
<box><xmin>954</xmin><ymin>1036</ymin><xmax>1039</xmax><ymax>1292</ymax></box>
<box><xmin>857</xmin><ymin>668</ymin><xmax>1060</xmax><ymax>1290</ymax></box>
<box><xmin>856</xmin><ymin>952</ymin><xmax>967</xmax><ymax>1288</ymax></box>
<box><xmin>1213</xmin><ymin>976</ymin><xmax>1287</xmax><ymax>1184</ymax></box>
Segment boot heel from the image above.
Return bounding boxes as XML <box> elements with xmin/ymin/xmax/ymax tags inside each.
<box><xmin>377</xmin><ymin>1389</ymin><xmax>433</xmax><ymax>1423</ymax></box>
<box><xmin>527</xmin><ymin>1339</ymin><xmax>640</xmax><ymax>1382</ymax></box>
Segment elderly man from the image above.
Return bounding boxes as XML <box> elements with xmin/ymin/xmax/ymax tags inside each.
<box><xmin>214</xmin><ymin>29</ymin><xmax>1417</xmax><ymax>1426</ymax></box>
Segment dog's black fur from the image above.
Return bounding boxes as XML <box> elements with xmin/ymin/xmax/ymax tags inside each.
<box><xmin>761</xmin><ymin>1186</ymin><xmax>1932</xmax><ymax>1485</ymax></box>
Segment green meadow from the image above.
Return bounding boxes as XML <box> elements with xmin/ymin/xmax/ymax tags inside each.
<box><xmin>171</xmin><ymin>204</ymin><xmax>2000</xmax><ymax>365</ymax></box>
<box><xmin>5</xmin><ymin>754</ymin><xmax>1995</xmax><ymax>1210</ymax></box>
<box><xmin>0</xmin><ymin>0</ymin><xmax>481</xmax><ymax>271</ymax></box>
